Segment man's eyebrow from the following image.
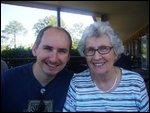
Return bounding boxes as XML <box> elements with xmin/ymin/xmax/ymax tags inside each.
<box><xmin>58</xmin><ymin>48</ymin><xmax>69</xmax><ymax>51</ymax></box>
<box><xmin>43</xmin><ymin>45</ymin><xmax>53</xmax><ymax>48</ymax></box>
<box><xmin>43</xmin><ymin>45</ymin><xmax>68</xmax><ymax>50</ymax></box>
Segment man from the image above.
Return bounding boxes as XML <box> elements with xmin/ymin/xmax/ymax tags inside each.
<box><xmin>1</xmin><ymin>26</ymin><xmax>73</xmax><ymax>112</ymax></box>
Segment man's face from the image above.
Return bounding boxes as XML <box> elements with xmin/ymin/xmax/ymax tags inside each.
<box><xmin>32</xmin><ymin>28</ymin><xmax>70</xmax><ymax>76</ymax></box>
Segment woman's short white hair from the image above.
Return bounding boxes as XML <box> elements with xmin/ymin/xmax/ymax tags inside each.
<box><xmin>77</xmin><ymin>21</ymin><xmax>124</xmax><ymax>58</ymax></box>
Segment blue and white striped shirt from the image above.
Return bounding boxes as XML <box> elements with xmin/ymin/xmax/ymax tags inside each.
<box><xmin>63</xmin><ymin>68</ymin><xmax>149</xmax><ymax>112</ymax></box>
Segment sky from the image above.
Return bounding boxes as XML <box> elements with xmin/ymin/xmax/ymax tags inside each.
<box><xmin>1</xmin><ymin>3</ymin><xmax>94</xmax><ymax>47</ymax></box>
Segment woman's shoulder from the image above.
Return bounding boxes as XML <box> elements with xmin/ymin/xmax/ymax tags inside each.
<box><xmin>74</xmin><ymin>69</ymin><xmax>90</xmax><ymax>76</ymax></box>
<box><xmin>121</xmin><ymin>68</ymin><xmax>145</xmax><ymax>82</ymax></box>
<box><xmin>71</xmin><ymin>69</ymin><xmax>91</xmax><ymax>81</ymax></box>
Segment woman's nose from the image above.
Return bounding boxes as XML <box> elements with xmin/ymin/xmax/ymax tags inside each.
<box><xmin>93</xmin><ymin>50</ymin><xmax>102</xmax><ymax>60</ymax></box>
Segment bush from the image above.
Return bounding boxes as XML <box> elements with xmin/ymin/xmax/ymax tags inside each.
<box><xmin>1</xmin><ymin>47</ymin><xmax>34</xmax><ymax>67</ymax></box>
<box><xmin>1</xmin><ymin>46</ymin><xmax>80</xmax><ymax>68</ymax></box>
<box><xmin>70</xmin><ymin>49</ymin><xmax>80</xmax><ymax>56</ymax></box>
<box><xmin>1</xmin><ymin>47</ymin><xmax>33</xmax><ymax>58</ymax></box>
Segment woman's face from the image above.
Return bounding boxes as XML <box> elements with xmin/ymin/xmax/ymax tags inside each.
<box><xmin>85</xmin><ymin>34</ymin><xmax>117</xmax><ymax>76</ymax></box>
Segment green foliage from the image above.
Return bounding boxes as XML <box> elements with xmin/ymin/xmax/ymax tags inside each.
<box><xmin>32</xmin><ymin>15</ymin><xmax>67</xmax><ymax>36</ymax></box>
<box><xmin>1</xmin><ymin>35</ymin><xmax>9</xmax><ymax>43</ymax></box>
<box><xmin>1</xmin><ymin>46</ymin><xmax>33</xmax><ymax>67</ymax></box>
<box><xmin>32</xmin><ymin>15</ymin><xmax>80</xmax><ymax>50</ymax></box>
<box><xmin>66</xmin><ymin>23</ymin><xmax>84</xmax><ymax>50</ymax></box>
<box><xmin>1</xmin><ymin>46</ymin><xmax>80</xmax><ymax>68</ymax></box>
<box><xmin>1</xmin><ymin>45</ymin><xmax>10</xmax><ymax>53</ymax></box>
<box><xmin>32</xmin><ymin>16</ymin><xmax>52</xmax><ymax>36</ymax></box>
<box><xmin>2</xmin><ymin>20</ymin><xmax>26</xmax><ymax>35</ymax></box>
<box><xmin>1</xmin><ymin>46</ymin><xmax>33</xmax><ymax>58</ymax></box>
<box><xmin>1</xmin><ymin>46</ymin><xmax>80</xmax><ymax>59</ymax></box>
<box><xmin>1</xmin><ymin>20</ymin><xmax>27</xmax><ymax>48</ymax></box>
<box><xmin>72</xmin><ymin>38</ymin><xmax>79</xmax><ymax>50</ymax></box>
<box><xmin>68</xmin><ymin>23</ymin><xmax>84</xmax><ymax>39</ymax></box>
<box><xmin>70</xmin><ymin>48</ymin><xmax>80</xmax><ymax>56</ymax></box>
<box><xmin>1</xmin><ymin>16</ymin><xmax>84</xmax><ymax>58</ymax></box>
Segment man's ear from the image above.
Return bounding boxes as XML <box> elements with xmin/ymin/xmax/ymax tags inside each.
<box><xmin>32</xmin><ymin>43</ymin><xmax>37</xmax><ymax>57</ymax></box>
<box><xmin>67</xmin><ymin>53</ymin><xmax>71</xmax><ymax>63</ymax></box>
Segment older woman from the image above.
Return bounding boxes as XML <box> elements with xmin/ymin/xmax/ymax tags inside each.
<box><xmin>63</xmin><ymin>21</ymin><xmax>149</xmax><ymax>112</ymax></box>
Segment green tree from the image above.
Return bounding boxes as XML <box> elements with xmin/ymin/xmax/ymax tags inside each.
<box><xmin>69</xmin><ymin>23</ymin><xmax>85</xmax><ymax>49</ymax></box>
<box><xmin>33</xmin><ymin>15</ymin><xmax>67</xmax><ymax>36</ymax></box>
<box><xmin>32</xmin><ymin>16</ymin><xmax>85</xmax><ymax>52</ymax></box>
<box><xmin>2</xmin><ymin>20</ymin><xmax>27</xmax><ymax>48</ymax></box>
<box><xmin>1</xmin><ymin>35</ymin><xmax>9</xmax><ymax>44</ymax></box>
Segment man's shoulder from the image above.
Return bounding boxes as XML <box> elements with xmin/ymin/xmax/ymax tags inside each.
<box><xmin>56</xmin><ymin>68</ymin><xmax>74</xmax><ymax>81</ymax></box>
<box><xmin>62</xmin><ymin>68</ymin><xmax>74</xmax><ymax>75</ymax></box>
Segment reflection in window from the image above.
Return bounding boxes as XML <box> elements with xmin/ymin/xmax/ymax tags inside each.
<box><xmin>141</xmin><ymin>35</ymin><xmax>149</xmax><ymax>70</ymax></box>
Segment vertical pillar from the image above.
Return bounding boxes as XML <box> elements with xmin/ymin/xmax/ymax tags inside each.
<box><xmin>57</xmin><ymin>7</ymin><xmax>61</xmax><ymax>27</ymax></box>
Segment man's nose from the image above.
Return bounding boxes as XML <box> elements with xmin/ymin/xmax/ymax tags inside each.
<box><xmin>49</xmin><ymin>51</ymin><xmax>58</xmax><ymax>62</ymax></box>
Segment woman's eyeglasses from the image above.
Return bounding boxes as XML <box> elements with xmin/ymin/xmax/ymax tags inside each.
<box><xmin>83</xmin><ymin>46</ymin><xmax>113</xmax><ymax>56</ymax></box>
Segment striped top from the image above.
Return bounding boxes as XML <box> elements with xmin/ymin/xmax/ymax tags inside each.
<box><xmin>63</xmin><ymin>68</ymin><xmax>149</xmax><ymax>112</ymax></box>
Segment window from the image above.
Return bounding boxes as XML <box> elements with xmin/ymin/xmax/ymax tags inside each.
<box><xmin>1</xmin><ymin>3</ymin><xmax>56</xmax><ymax>48</ymax></box>
<box><xmin>141</xmin><ymin>35</ymin><xmax>149</xmax><ymax>70</ymax></box>
<box><xmin>1</xmin><ymin>3</ymin><xmax>94</xmax><ymax>50</ymax></box>
<box><xmin>61</xmin><ymin>12</ymin><xmax>94</xmax><ymax>49</ymax></box>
